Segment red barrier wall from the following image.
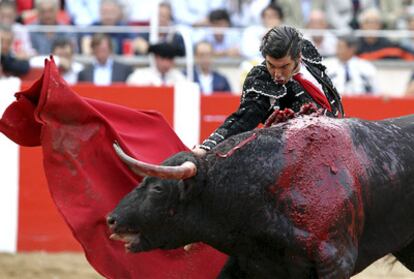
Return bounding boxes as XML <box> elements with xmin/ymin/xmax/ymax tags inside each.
<box><xmin>342</xmin><ymin>96</ymin><xmax>414</xmax><ymax>120</ymax></box>
<box><xmin>16</xmin><ymin>85</ymin><xmax>414</xmax><ymax>251</ymax></box>
<box><xmin>200</xmin><ymin>94</ymin><xmax>414</xmax><ymax>142</ymax></box>
<box><xmin>18</xmin><ymin>146</ymin><xmax>82</xmax><ymax>251</ymax></box>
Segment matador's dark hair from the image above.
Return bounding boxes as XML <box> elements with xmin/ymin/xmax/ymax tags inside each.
<box><xmin>260</xmin><ymin>25</ymin><xmax>303</xmax><ymax>59</ymax></box>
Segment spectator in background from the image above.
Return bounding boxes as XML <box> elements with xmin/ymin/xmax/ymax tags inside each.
<box><xmin>240</xmin><ymin>3</ymin><xmax>284</xmax><ymax>59</ymax></box>
<box><xmin>323</xmin><ymin>0</ymin><xmax>401</xmax><ymax>30</ymax></box>
<box><xmin>51</xmin><ymin>38</ymin><xmax>84</xmax><ymax>84</ymax></box>
<box><xmin>81</xmin><ymin>0</ymin><xmax>132</xmax><ymax>55</ymax></box>
<box><xmin>30</xmin><ymin>0</ymin><xmax>74</xmax><ymax>55</ymax></box>
<box><xmin>0</xmin><ymin>25</ymin><xmax>30</xmax><ymax>77</ymax></box>
<box><xmin>405</xmin><ymin>71</ymin><xmax>414</xmax><ymax>96</ymax></box>
<box><xmin>0</xmin><ymin>1</ymin><xmax>35</xmax><ymax>57</ymax></box>
<box><xmin>169</xmin><ymin>0</ymin><xmax>226</xmax><ymax>27</ymax></box>
<box><xmin>238</xmin><ymin>3</ymin><xmax>285</xmax><ymax>91</ymax></box>
<box><xmin>132</xmin><ymin>2</ymin><xmax>185</xmax><ymax>56</ymax></box>
<box><xmin>396</xmin><ymin>1</ymin><xmax>414</xmax><ymax>29</ymax></box>
<box><xmin>65</xmin><ymin>0</ymin><xmax>100</xmax><ymax>26</ymax></box>
<box><xmin>378</xmin><ymin>0</ymin><xmax>404</xmax><ymax>29</ymax></box>
<box><xmin>118</xmin><ymin>0</ymin><xmax>154</xmax><ymax>25</ymax></box>
<box><xmin>356</xmin><ymin>8</ymin><xmax>414</xmax><ymax>60</ymax></box>
<box><xmin>304</xmin><ymin>9</ymin><xmax>337</xmax><ymax>58</ymax></box>
<box><xmin>13</xmin><ymin>0</ymin><xmax>34</xmax><ymax>16</ymax></box>
<box><xmin>400</xmin><ymin>12</ymin><xmax>414</xmax><ymax>52</ymax></box>
<box><xmin>201</xmin><ymin>9</ymin><xmax>241</xmax><ymax>57</ymax></box>
<box><xmin>13</xmin><ymin>0</ymin><xmax>36</xmax><ymax>24</ymax></box>
<box><xmin>323</xmin><ymin>0</ymin><xmax>376</xmax><ymax>30</ymax></box>
<box><xmin>126</xmin><ymin>42</ymin><xmax>186</xmax><ymax>86</ymax></box>
<box><xmin>276</xmin><ymin>0</ymin><xmax>323</xmax><ymax>28</ymax></box>
<box><xmin>324</xmin><ymin>34</ymin><xmax>379</xmax><ymax>96</ymax></box>
<box><xmin>78</xmin><ymin>34</ymin><xmax>132</xmax><ymax>85</ymax></box>
<box><xmin>192</xmin><ymin>41</ymin><xmax>232</xmax><ymax>94</ymax></box>
<box><xmin>225</xmin><ymin>0</ymin><xmax>270</xmax><ymax>27</ymax></box>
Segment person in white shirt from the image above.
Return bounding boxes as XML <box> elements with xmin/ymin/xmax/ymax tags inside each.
<box><xmin>51</xmin><ymin>38</ymin><xmax>84</xmax><ymax>85</ymax></box>
<box><xmin>240</xmin><ymin>3</ymin><xmax>284</xmax><ymax>59</ymax></box>
<box><xmin>324</xmin><ymin>34</ymin><xmax>379</xmax><ymax>96</ymax></box>
<box><xmin>303</xmin><ymin>9</ymin><xmax>338</xmax><ymax>58</ymax></box>
<box><xmin>169</xmin><ymin>0</ymin><xmax>226</xmax><ymax>26</ymax></box>
<box><xmin>0</xmin><ymin>1</ymin><xmax>35</xmax><ymax>57</ymax></box>
<box><xmin>200</xmin><ymin>8</ymin><xmax>241</xmax><ymax>57</ymax></box>
<box><xmin>192</xmin><ymin>41</ymin><xmax>232</xmax><ymax>94</ymax></box>
<box><xmin>65</xmin><ymin>0</ymin><xmax>100</xmax><ymax>26</ymax></box>
<box><xmin>78</xmin><ymin>34</ymin><xmax>132</xmax><ymax>85</ymax></box>
<box><xmin>226</xmin><ymin>0</ymin><xmax>270</xmax><ymax>27</ymax></box>
<box><xmin>127</xmin><ymin>42</ymin><xmax>186</xmax><ymax>86</ymax></box>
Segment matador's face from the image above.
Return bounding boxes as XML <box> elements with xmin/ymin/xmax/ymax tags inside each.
<box><xmin>265</xmin><ymin>55</ymin><xmax>301</xmax><ymax>85</ymax></box>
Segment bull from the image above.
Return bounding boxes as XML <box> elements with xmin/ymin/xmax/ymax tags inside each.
<box><xmin>107</xmin><ymin>112</ymin><xmax>414</xmax><ymax>279</ymax></box>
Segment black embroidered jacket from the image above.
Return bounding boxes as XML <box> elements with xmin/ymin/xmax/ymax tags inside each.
<box><xmin>200</xmin><ymin>39</ymin><xmax>344</xmax><ymax>151</ymax></box>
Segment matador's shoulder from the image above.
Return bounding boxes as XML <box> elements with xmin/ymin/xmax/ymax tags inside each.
<box><xmin>242</xmin><ymin>62</ymin><xmax>286</xmax><ymax>101</ymax></box>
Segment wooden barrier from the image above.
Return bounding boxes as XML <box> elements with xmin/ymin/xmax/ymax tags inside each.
<box><xmin>200</xmin><ymin>94</ymin><xmax>414</xmax><ymax>142</ymax></box>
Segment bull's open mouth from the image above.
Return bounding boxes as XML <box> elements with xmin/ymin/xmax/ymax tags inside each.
<box><xmin>110</xmin><ymin>232</ymin><xmax>143</xmax><ymax>252</ymax></box>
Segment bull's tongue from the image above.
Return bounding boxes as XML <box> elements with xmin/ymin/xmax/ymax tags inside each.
<box><xmin>110</xmin><ymin>233</ymin><xmax>140</xmax><ymax>244</ymax></box>
<box><xmin>109</xmin><ymin>232</ymin><xmax>145</xmax><ymax>252</ymax></box>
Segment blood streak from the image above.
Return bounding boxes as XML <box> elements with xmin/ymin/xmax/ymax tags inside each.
<box><xmin>216</xmin><ymin>133</ymin><xmax>257</xmax><ymax>158</ymax></box>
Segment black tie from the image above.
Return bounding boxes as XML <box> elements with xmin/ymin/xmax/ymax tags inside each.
<box><xmin>344</xmin><ymin>63</ymin><xmax>351</xmax><ymax>83</ymax></box>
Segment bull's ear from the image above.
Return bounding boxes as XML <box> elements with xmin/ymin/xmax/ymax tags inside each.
<box><xmin>177</xmin><ymin>156</ymin><xmax>203</xmax><ymax>201</ymax></box>
<box><xmin>178</xmin><ymin>180</ymin><xmax>194</xmax><ymax>201</ymax></box>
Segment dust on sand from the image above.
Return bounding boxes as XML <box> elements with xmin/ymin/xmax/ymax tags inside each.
<box><xmin>0</xmin><ymin>253</ymin><xmax>412</xmax><ymax>278</ymax></box>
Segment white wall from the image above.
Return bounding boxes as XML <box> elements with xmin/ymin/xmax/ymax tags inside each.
<box><xmin>174</xmin><ymin>81</ymin><xmax>201</xmax><ymax>148</ymax></box>
<box><xmin>0</xmin><ymin>77</ymin><xmax>21</xmax><ymax>253</ymax></box>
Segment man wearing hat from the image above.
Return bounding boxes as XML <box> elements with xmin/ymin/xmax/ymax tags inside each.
<box><xmin>126</xmin><ymin>42</ymin><xmax>186</xmax><ymax>86</ymax></box>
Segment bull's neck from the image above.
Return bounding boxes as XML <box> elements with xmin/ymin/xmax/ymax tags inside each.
<box><xmin>179</xmin><ymin>186</ymin><xmax>283</xmax><ymax>256</ymax></box>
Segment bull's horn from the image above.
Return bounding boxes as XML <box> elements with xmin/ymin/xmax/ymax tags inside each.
<box><xmin>113</xmin><ymin>142</ymin><xmax>197</xmax><ymax>180</ymax></box>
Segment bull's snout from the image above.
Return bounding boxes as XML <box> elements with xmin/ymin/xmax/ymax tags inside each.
<box><xmin>106</xmin><ymin>214</ymin><xmax>117</xmax><ymax>229</ymax></box>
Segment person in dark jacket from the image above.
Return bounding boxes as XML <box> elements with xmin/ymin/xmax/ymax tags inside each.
<box><xmin>77</xmin><ymin>33</ymin><xmax>132</xmax><ymax>85</ymax></box>
<box><xmin>193</xmin><ymin>41</ymin><xmax>232</xmax><ymax>94</ymax></box>
<box><xmin>0</xmin><ymin>24</ymin><xmax>30</xmax><ymax>77</ymax></box>
<box><xmin>193</xmin><ymin>25</ymin><xmax>344</xmax><ymax>155</ymax></box>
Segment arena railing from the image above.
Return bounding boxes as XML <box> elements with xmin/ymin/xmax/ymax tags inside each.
<box><xmin>22</xmin><ymin>25</ymin><xmax>414</xmax><ymax>70</ymax></box>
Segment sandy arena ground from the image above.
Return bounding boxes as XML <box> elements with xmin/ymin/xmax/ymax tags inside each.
<box><xmin>0</xmin><ymin>252</ymin><xmax>413</xmax><ymax>279</ymax></box>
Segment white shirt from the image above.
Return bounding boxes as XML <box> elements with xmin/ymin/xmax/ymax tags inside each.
<box><xmin>202</xmin><ymin>29</ymin><xmax>241</xmax><ymax>54</ymax></box>
<box><xmin>29</xmin><ymin>56</ymin><xmax>84</xmax><ymax>85</ymax></box>
<box><xmin>324</xmin><ymin>56</ymin><xmax>378</xmax><ymax>96</ymax></box>
<box><xmin>298</xmin><ymin>62</ymin><xmax>324</xmax><ymax>92</ymax></box>
<box><xmin>93</xmin><ymin>59</ymin><xmax>113</xmax><ymax>86</ymax></box>
<box><xmin>198</xmin><ymin>72</ymin><xmax>213</xmax><ymax>95</ymax></box>
<box><xmin>226</xmin><ymin>0</ymin><xmax>270</xmax><ymax>27</ymax></box>
<box><xmin>62</xmin><ymin>62</ymin><xmax>84</xmax><ymax>85</ymax></box>
<box><xmin>304</xmin><ymin>32</ymin><xmax>338</xmax><ymax>58</ymax></box>
<box><xmin>126</xmin><ymin>67</ymin><xmax>186</xmax><ymax>86</ymax></box>
<box><xmin>12</xmin><ymin>23</ymin><xmax>36</xmax><ymax>56</ymax></box>
<box><xmin>65</xmin><ymin>0</ymin><xmax>100</xmax><ymax>26</ymax></box>
<box><xmin>240</xmin><ymin>25</ymin><xmax>266</xmax><ymax>59</ymax></box>
<box><xmin>170</xmin><ymin>0</ymin><xmax>226</xmax><ymax>26</ymax></box>
<box><xmin>119</xmin><ymin>0</ymin><xmax>156</xmax><ymax>23</ymax></box>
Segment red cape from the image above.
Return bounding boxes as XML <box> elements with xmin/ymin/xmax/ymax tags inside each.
<box><xmin>0</xmin><ymin>58</ymin><xmax>227</xmax><ymax>278</ymax></box>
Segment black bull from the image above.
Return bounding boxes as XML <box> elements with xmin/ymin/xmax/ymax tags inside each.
<box><xmin>107</xmin><ymin>114</ymin><xmax>414</xmax><ymax>279</ymax></box>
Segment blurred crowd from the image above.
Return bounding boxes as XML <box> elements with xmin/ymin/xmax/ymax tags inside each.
<box><xmin>2</xmin><ymin>0</ymin><xmax>414</xmax><ymax>96</ymax></box>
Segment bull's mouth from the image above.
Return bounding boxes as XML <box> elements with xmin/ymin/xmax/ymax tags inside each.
<box><xmin>109</xmin><ymin>232</ymin><xmax>144</xmax><ymax>252</ymax></box>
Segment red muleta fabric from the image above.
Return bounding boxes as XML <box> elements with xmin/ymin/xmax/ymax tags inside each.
<box><xmin>0</xmin><ymin>58</ymin><xmax>227</xmax><ymax>278</ymax></box>
<box><xmin>293</xmin><ymin>73</ymin><xmax>332</xmax><ymax>112</ymax></box>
